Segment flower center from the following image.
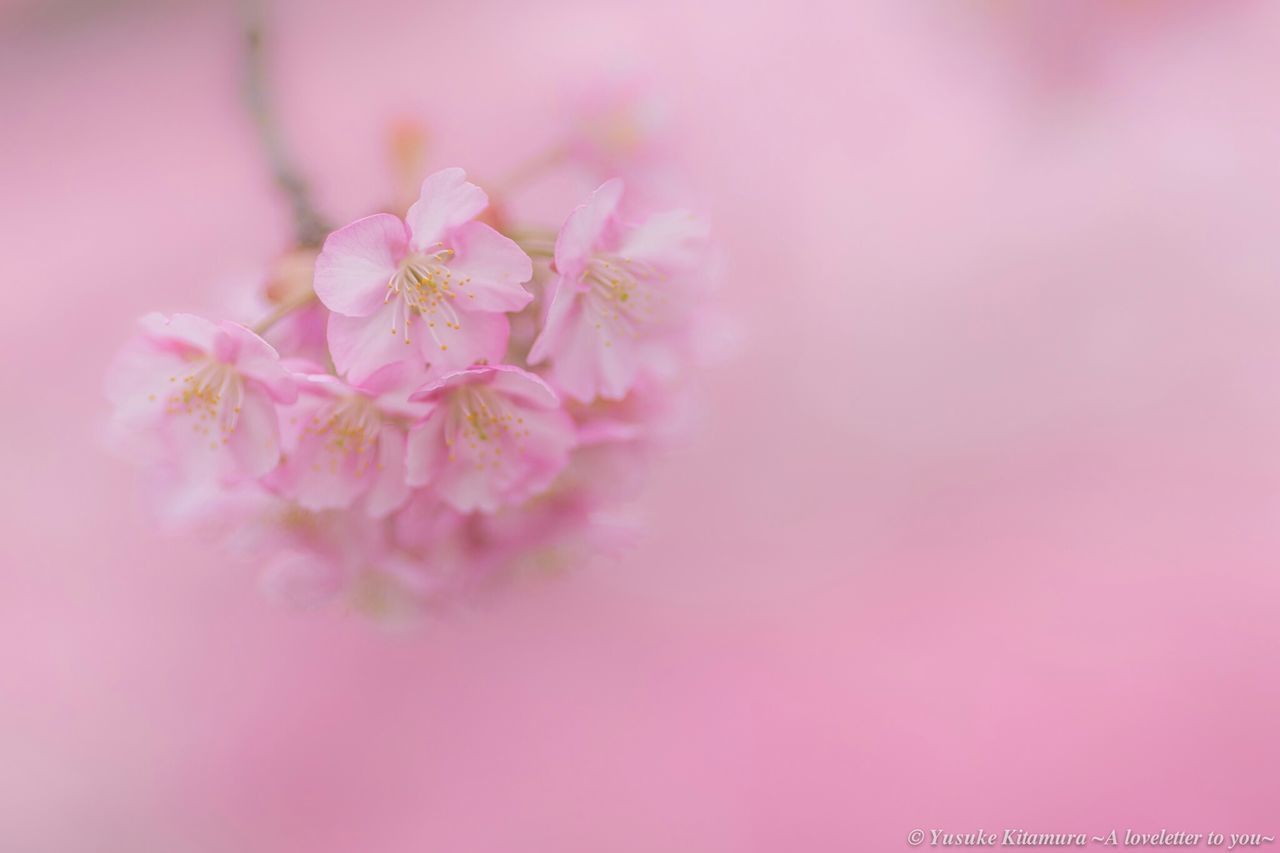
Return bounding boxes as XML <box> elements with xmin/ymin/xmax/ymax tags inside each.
<box><xmin>166</xmin><ymin>358</ymin><xmax>244</xmax><ymax>445</ymax></box>
<box><xmin>443</xmin><ymin>388</ymin><xmax>532</xmax><ymax>468</ymax></box>
<box><xmin>386</xmin><ymin>245</ymin><xmax>471</xmax><ymax>351</ymax></box>
<box><xmin>582</xmin><ymin>254</ymin><xmax>661</xmax><ymax>345</ymax></box>
<box><xmin>303</xmin><ymin>395</ymin><xmax>381</xmax><ymax>475</ymax></box>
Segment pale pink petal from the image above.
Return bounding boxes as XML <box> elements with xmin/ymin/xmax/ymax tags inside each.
<box><xmin>433</xmin><ymin>402</ymin><xmax>574</xmax><ymax>512</ymax></box>
<box><xmin>619</xmin><ymin>210</ymin><xmax>708</xmax><ymax>272</ymax></box>
<box><xmin>404</xmin><ymin>408</ymin><xmax>447</xmax><ymax>487</ymax></box>
<box><xmin>259</xmin><ymin>549</ymin><xmax>344</xmax><ymax>608</ymax></box>
<box><xmin>272</xmin><ymin>398</ymin><xmax>378</xmax><ymax>511</ymax></box>
<box><xmin>542</xmin><ymin>299</ymin><xmax>638</xmax><ymax>402</ymax></box>
<box><xmin>527</xmin><ymin>275</ymin><xmax>582</xmax><ymax>365</ymax></box>
<box><xmin>362</xmin><ymin>425</ymin><xmax>410</xmax><ymax>518</ymax></box>
<box><xmin>515</xmin><ymin>405</ymin><xmax>577</xmax><ymax>491</ymax></box>
<box><xmin>328</xmin><ymin>303</ymin><xmax>418</xmax><ymax>385</ymax></box>
<box><xmin>554</xmin><ymin>178</ymin><xmax>624</xmax><ymax>278</ymax></box>
<box><xmin>417</xmin><ymin>308</ymin><xmax>509</xmax><ymax>373</ymax></box>
<box><xmin>354</xmin><ymin>359</ymin><xmax>416</xmax><ymax>398</ymax></box>
<box><xmin>406</xmin><ymin>167</ymin><xmax>488</xmax><ymax>249</ymax></box>
<box><xmin>484</xmin><ymin>364</ymin><xmax>561</xmax><ymax>409</ymax></box>
<box><xmin>433</xmin><ymin>453</ymin><xmax>506</xmax><ymax>513</ymax></box>
<box><xmin>313</xmin><ymin>213</ymin><xmax>407</xmax><ymax>317</ymax></box>
<box><xmin>225</xmin><ymin>384</ymin><xmax>282</xmax><ymax>477</ymax></box>
<box><xmin>103</xmin><ymin>336</ymin><xmax>190</xmax><ymax>461</ymax></box>
<box><xmin>139</xmin><ymin>312</ymin><xmax>220</xmax><ymax>353</ymax></box>
<box><xmin>393</xmin><ymin>492</ymin><xmax>465</xmax><ymax>552</ymax></box>
<box><xmin>219</xmin><ymin>321</ymin><xmax>298</xmax><ymax>403</ymax></box>
<box><xmin>444</xmin><ymin>222</ymin><xmax>534</xmax><ymax>311</ymax></box>
<box><xmin>407</xmin><ymin>365</ymin><xmax>502</xmax><ymax>403</ymax></box>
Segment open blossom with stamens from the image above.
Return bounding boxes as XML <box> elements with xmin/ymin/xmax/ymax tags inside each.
<box><xmin>314</xmin><ymin>167</ymin><xmax>534</xmax><ymax>383</ymax></box>
<box><xmin>404</xmin><ymin>365</ymin><xmax>575</xmax><ymax>513</ymax></box>
<box><xmin>108</xmin><ymin>115</ymin><xmax>720</xmax><ymax>622</ymax></box>
<box><xmin>105</xmin><ymin>313</ymin><xmax>297</xmax><ymax>480</ymax></box>
<box><xmin>267</xmin><ymin>361</ymin><xmax>428</xmax><ymax>517</ymax></box>
<box><xmin>528</xmin><ymin>178</ymin><xmax>708</xmax><ymax>402</ymax></box>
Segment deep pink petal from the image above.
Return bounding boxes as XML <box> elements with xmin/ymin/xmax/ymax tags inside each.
<box><xmin>554</xmin><ymin>178</ymin><xmax>624</xmax><ymax>278</ymax></box>
<box><xmin>445</xmin><ymin>222</ymin><xmax>533</xmax><ymax>311</ymax></box>
<box><xmin>406</xmin><ymin>167</ymin><xmax>488</xmax><ymax>249</ymax></box>
<box><xmin>313</xmin><ymin>213</ymin><xmax>407</xmax><ymax>317</ymax></box>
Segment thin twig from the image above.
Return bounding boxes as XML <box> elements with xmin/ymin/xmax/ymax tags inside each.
<box><xmin>491</xmin><ymin>143</ymin><xmax>570</xmax><ymax>198</ymax></box>
<box><xmin>251</xmin><ymin>288</ymin><xmax>316</xmax><ymax>335</ymax></box>
<box><xmin>240</xmin><ymin>0</ymin><xmax>329</xmax><ymax>247</ymax></box>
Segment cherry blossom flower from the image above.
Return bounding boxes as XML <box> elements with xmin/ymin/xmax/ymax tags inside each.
<box><xmin>528</xmin><ymin>179</ymin><xmax>707</xmax><ymax>402</ymax></box>
<box><xmin>267</xmin><ymin>361</ymin><xmax>428</xmax><ymax>517</ymax></box>
<box><xmin>106</xmin><ymin>118</ymin><xmax>718</xmax><ymax>619</ymax></box>
<box><xmin>404</xmin><ymin>365</ymin><xmax>575</xmax><ymax>512</ymax></box>
<box><xmin>313</xmin><ymin>167</ymin><xmax>534</xmax><ymax>383</ymax></box>
<box><xmin>105</xmin><ymin>313</ymin><xmax>297</xmax><ymax>480</ymax></box>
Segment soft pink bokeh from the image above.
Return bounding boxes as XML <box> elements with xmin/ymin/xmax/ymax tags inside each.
<box><xmin>2</xmin><ymin>1</ymin><xmax>1279</xmax><ymax>850</ymax></box>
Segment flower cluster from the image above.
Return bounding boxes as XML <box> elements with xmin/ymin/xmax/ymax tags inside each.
<box><xmin>106</xmin><ymin>105</ymin><xmax>716</xmax><ymax>619</ymax></box>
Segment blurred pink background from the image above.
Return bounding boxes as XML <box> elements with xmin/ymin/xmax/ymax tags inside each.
<box><xmin>3</xmin><ymin>0</ymin><xmax>1280</xmax><ymax>850</ymax></box>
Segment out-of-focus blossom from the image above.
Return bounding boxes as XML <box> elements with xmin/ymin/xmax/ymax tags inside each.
<box><xmin>314</xmin><ymin>167</ymin><xmax>533</xmax><ymax>383</ymax></box>
<box><xmin>563</xmin><ymin>75</ymin><xmax>667</xmax><ymax>181</ymax></box>
<box><xmin>105</xmin><ymin>313</ymin><xmax>297</xmax><ymax>480</ymax></box>
<box><xmin>107</xmin><ymin>142</ymin><xmax>716</xmax><ymax>619</ymax></box>
<box><xmin>405</xmin><ymin>365</ymin><xmax>575</xmax><ymax>512</ymax></box>
<box><xmin>529</xmin><ymin>179</ymin><xmax>707</xmax><ymax>401</ymax></box>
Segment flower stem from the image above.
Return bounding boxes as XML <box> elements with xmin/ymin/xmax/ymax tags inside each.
<box><xmin>241</xmin><ymin>0</ymin><xmax>330</xmax><ymax>248</ymax></box>
<box><xmin>491</xmin><ymin>143</ymin><xmax>569</xmax><ymax>197</ymax></box>
<box><xmin>507</xmin><ymin>227</ymin><xmax>558</xmax><ymax>259</ymax></box>
<box><xmin>251</xmin><ymin>287</ymin><xmax>316</xmax><ymax>336</ymax></box>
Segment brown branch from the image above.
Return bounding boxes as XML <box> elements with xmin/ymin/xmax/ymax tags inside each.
<box><xmin>240</xmin><ymin>0</ymin><xmax>329</xmax><ymax>247</ymax></box>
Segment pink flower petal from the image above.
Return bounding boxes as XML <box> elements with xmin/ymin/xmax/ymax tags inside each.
<box><xmin>404</xmin><ymin>409</ymin><xmax>447</xmax><ymax>488</ymax></box>
<box><xmin>619</xmin><ymin>210</ymin><xmax>708</xmax><ymax>272</ymax></box>
<box><xmin>554</xmin><ymin>178</ymin><xmax>624</xmax><ymax>278</ymax></box>
<box><xmin>225</xmin><ymin>384</ymin><xmax>282</xmax><ymax>478</ymax></box>
<box><xmin>363</xmin><ymin>425</ymin><xmax>410</xmax><ymax>518</ymax></box>
<box><xmin>445</xmin><ymin>221</ymin><xmax>534</xmax><ymax>312</ymax></box>
<box><xmin>313</xmin><ymin>213</ymin><xmax>408</xmax><ymax>317</ymax></box>
<box><xmin>138</xmin><ymin>312</ymin><xmax>220</xmax><ymax>354</ymax></box>
<box><xmin>327</xmin><ymin>302</ymin><xmax>418</xmax><ymax>385</ymax></box>
<box><xmin>417</xmin><ymin>308</ymin><xmax>509</xmax><ymax>374</ymax></box>
<box><xmin>527</xmin><ymin>275</ymin><xmax>581</xmax><ymax>365</ymax></box>
<box><xmin>484</xmin><ymin>364</ymin><xmax>562</xmax><ymax>409</ymax></box>
<box><xmin>406</xmin><ymin>167</ymin><xmax>489</xmax><ymax>249</ymax></box>
<box><xmin>276</xmin><ymin>409</ymin><xmax>376</xmax><ymax>512</ymax></box>
<box><xmin>103</xmin><ymin>336</ymin><xmax>189</xmax><ymax>461</ymax></box>
<box><xmin>432</xmin><ymin>403</ymin><xmax>574</xmax><ymax>513</ymax></box>
<box><xmin>259</xmin><ymin>549</ymin><xmax>344</xmax><ymax>609</ymax></box>
<box><xmin>542</xmin><ymin>297</ymin><xmax>639</xmax><ymax>402</ymax></box>
<box><xmin>219</xmin><ymin>321</ymin><xmax>298</xmax><ymax>404</ymax></box>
